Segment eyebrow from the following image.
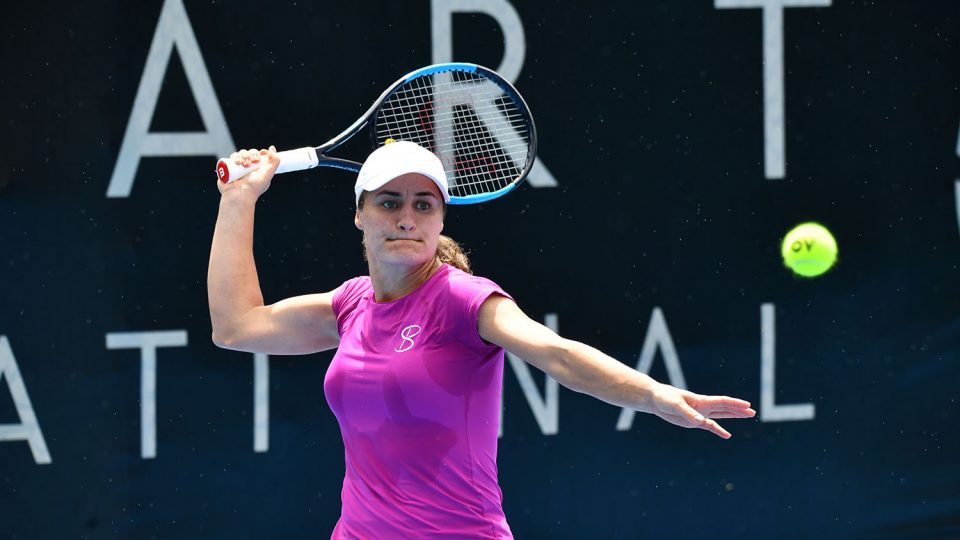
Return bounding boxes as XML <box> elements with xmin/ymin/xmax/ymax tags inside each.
<box><xmin>376</xmin><ymin>191</ymin><xmax>439</xmax><ymax>199</ymax></box>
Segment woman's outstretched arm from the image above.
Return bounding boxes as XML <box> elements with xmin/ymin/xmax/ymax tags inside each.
<box><xmin>478</xmin><ymin>295</ymin><xmax>755</xmax><ymax>438</ymax></box>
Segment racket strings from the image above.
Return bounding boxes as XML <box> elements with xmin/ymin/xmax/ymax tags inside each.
<box><xmin>450</xmin><ymin>105</ymin><xmax>522</xmax><ymax>197</ymax></box>
<box><xmin>374</xmin><ymin>69</ymin><xmax>531</xmax><ymax>198</ymax></box>
<box><xmin>377</xmin><ymin>74</ymin><xmax>525</xmax><ymax>180</ymax></box>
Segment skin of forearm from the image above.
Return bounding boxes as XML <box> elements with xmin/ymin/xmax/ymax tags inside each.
<box><xmin>551</xmin><ymin>339</ymin><xmax>659</xmax><ymax>413</ymax></box>
<box><xmin>207</xmin><ymin>189</ymin><xmax>265</xmax><ymax>343</ymax></box>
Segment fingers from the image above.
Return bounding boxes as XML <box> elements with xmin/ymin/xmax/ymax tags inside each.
<box><xmin>652</xmin><ymin>385</ymin><xmax>754</xmax><ymax>439</ymax></box>
<box><xmin>701</xmin><ymin>418</ymin><xmax>732</xmax><ymax>439</ymax></box>
<box><xmin>687</xmin><ymin>394</ymin><xmax>755</xmax><ymax>416</ymax></box>
<box><xmin>697</xmin><ymin>404</ymin><xmax>757</xmax><ymax>418</ymax></box>
<box><xmin>675</xmin><ymin>402</ymin><xmax>733</xmax><ymax>438</ymax></box>
<box><xmin>220</xmin><ymin>146</ymin><xmax>279</xmax><ymax>195</ymax></box>
<box><xmin>675</xmin><ymin>402</ymin><xmax>755</xmax><ymax>420</ymax></box>
<box><xmin>692</xmin><ymin>394</ymin><xmax>752</xmax><ymax>409</ymax></box>
<box><xmin>676</xmin><ymin>399</ymin><xmax>708</xmax><ymax>427</ymax></box>
<box><xmin>260</xmin><ymin>146</ymin><xmax>281</xmax><ymax>175</ymax></box>
<box><xmin>687</xmin><ymin>395</ymin><xmax>756</xmax><ymax>429</ymax></box>
<box><xmin>680</xmin><ymin>395</ymin><xmax>753</xmax><ymax>439</ymax></box>
<box><xmin>655</xmin><ymin>406</ymin><xmax>739</xmax><ymax>439</ymax></box>
<box><xmin>666</xmin><ymin>410</ymin><xmax>730</xmax><ymax>438</ymax></box>
<box><xmin>230</xmin><ymin>149</ymin><xmax>257</xmax><ymax>168</ymax></box>
<box><xmin>230</xmin><ymin>147</ymin><xmax>276</xmax><ymax>169</ymax></box>
<box><xmin>707</xmin><ymin>410</ymin><xmax>756</xmax><ymax>419</ymax></box>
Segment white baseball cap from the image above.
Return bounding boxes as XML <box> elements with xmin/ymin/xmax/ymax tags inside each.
<box><xmin>354</xmin><ymin>140</ymin><xmax>450</xmax><ymax>206</ymax></box>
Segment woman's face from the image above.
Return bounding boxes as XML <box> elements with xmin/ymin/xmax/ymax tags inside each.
<box><xmin>355</xmin><ymin>173</ymin><xmax>445</xmax><ymax>268</ymax></box>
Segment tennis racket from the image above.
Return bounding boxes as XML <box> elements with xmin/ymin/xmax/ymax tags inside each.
<box><xmin>215</xmin><ymin>63</ymin><xmax>537</xmax><ymax>205</ymax></box>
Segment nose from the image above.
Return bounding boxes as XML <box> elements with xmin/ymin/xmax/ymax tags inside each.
<box><xmin>396</xmin><ymin>205</ymin><xmax>416</xmax><ymax>232</ymax></box>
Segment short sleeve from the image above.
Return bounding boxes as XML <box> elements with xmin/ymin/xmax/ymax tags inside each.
<box><xmin>445</xmin><ymin>269</ymin><xmax>514</xmax><ymax>350</ymax></box>
<box><xmin>331</xmin><ymin>276</ymin><xmax>372</xmax><ymax>337</ymax></box>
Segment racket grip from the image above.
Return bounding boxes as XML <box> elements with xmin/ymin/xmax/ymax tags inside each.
<box><xmin>216</xmin><ymin>147</ymin><xmax>320</xmax><ymax>184</ymax></box>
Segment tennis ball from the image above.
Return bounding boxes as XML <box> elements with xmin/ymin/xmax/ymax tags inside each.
<box><xmin>384</xmin><ymin>138</ymin><xmax>396</xmax><ymax>145</ymax></box>
<box><xmin>781</xmin><ymin>222</ymin><xmax>838</xmax><ymax>278</ymax></box>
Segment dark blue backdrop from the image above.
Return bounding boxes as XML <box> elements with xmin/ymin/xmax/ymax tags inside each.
<box><xmin>2</xmin><ymin>1</ymin><xmax>958</xmax><ymax>538</ymax></box>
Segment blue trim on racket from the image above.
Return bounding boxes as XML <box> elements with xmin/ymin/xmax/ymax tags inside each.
<box><xmin>216</xmin><ymin>63</ymin><xmax>537</xmax><ymax>206</ymax></box>
<box><xmin>403</xmin><ymin>63</ymin><xmax>478</xmax><ymax>81</ymax></box>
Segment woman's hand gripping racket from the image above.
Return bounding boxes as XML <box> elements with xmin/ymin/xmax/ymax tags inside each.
<box><xmin>216</xmin><ymin>63</ymin><xmax>538</xmax><ymax>205</ymax></box>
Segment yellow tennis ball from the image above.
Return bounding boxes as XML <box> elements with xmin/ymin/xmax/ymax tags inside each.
<box><xmin>384</xmin><ymin>138</ymin><xmax>396</xmax><ymax>145</ymax></box>
<box><xmin>781</xmin><ymin>222</ymin><xmax>838</xmax><ymax>277</ymax></box>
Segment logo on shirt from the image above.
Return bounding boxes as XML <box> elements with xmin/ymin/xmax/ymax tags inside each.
<box><xmin>394</xmin><ymin>324</ymin><xmax>422</xmax><ymax>353</ymax></box>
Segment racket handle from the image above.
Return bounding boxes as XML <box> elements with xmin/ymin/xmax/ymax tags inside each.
<box><xmin>216</xmin><ymin>147</ymin><xmax>320</xmax><ymax>184</ymax></box>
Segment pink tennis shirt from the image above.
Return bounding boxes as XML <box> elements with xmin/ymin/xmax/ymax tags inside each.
<box><xmin>324</xmin><ymin>264</ymin><xmax>514</xmax><ymax>539</ymax></box>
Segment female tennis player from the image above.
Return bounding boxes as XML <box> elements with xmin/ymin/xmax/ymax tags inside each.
<box><xmin>207</xmin><ymin>141</ymin><xmax>756</xmax><ymax>539</ymax></box>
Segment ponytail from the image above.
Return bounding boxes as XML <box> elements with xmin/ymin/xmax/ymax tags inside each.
<box><xmin>436</xmin><ymin>235</ymin><xmax>471</xmax><ymax>274</ymax></box>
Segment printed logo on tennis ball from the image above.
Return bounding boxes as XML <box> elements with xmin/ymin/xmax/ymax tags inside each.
<box><xmin>781</xmin><ymin>222</ymin><xmax>838</xmax><ymax>277</ymax></box>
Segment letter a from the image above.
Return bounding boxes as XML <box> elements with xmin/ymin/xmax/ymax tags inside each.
<box><xmin>107</xmin><ymin>0</ymin><xmax>235</xmax><ymax>198</ymax></box>
<box><xmin>616</xmin><ymin>308</ymin><xmax>687</xmax><ymax>431</ymax></box>
<box><xmin>0</xmin><ymin>336</ymin><xmax>52</xmax><ymax>464</ymax></box>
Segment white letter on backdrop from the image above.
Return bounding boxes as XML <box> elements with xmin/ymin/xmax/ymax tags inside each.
<box><xmin>106</xmin><ymin>330</ymin><xmax>189</xmax><ymax>458</ymax></box>
<box><xmin>616</xmin><ymin>308</ymin><xmax>687</xmax><ymax>431</ymax></box>
<box><xmin>0</xmin><ymin>336</ymin><xmax>52</xmax><ymax>464</ymax></box>
<box><xmin>107</xmin><ymin>0</ymin><xmax>235</xmax><ymax>198</ymax></box>
<box><xmin>432</xmin><ymin>0</ymin><xmax>557</xmax><ymax>188</ymax></box>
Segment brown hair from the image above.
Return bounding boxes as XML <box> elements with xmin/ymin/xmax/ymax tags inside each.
<box><xmin>436</xmin><ymin>234</ymin><xmax>472</xmax><ymax>274</ymax></box>
<box><xmin>357</xmin><ymin>193</ymin><xmax>472</xmax><ymax>274</ymax></box>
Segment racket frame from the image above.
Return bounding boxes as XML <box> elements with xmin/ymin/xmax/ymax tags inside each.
<box><xmin>218</xmin><ymin>63</ymin><xmax>537</xmax><ymax>205</ymax></box>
